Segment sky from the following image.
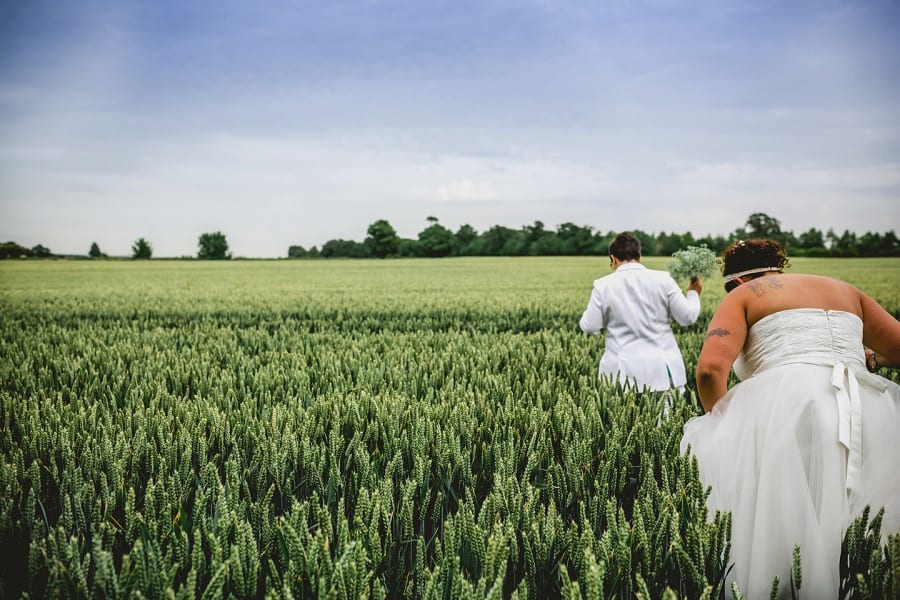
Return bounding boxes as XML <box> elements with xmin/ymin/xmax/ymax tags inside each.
<box><xmin>1</xmin><ymin>0</ymin><xmax>899</xmax><ymax>258</ymax></box>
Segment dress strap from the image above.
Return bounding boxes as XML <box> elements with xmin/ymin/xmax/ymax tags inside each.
<box><xmin>832</xmin><ymin>363</ymin><xmax>862</xmax><ymax>497</ymax></box>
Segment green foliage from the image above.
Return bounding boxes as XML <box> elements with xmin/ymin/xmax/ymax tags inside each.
<box><xmin>132</xmin><ymin>238</ymin><xmax>153</xmax><ymax>259</ymax></box>
<box><xmin>455</xmin><ymin>224</ymin><xmax>478</xmax><ymax>246</ymax></box>
<box><xmin>556</xmin><ymin>223</ymin><xmax>597</xmax><ymax>256</ymax></box>
<box><xmin>655</xmin><ymin>232</ymin><xmax>696</xmax><ymax>257</ymax></box>
<box><xmin>303</xmin><ymin>213</ymin><xmax>900</xmax><ymax>259</ymax></box>
<box><xmin>322</xmin><ymin>239</ymin><xmax>369</xmax><ymax>258</ymax></box>
<box><xmin>840</xmin><ymin>506</ymin><xmax>899</xmax><ymax>599</ymax></box>
<box><xmin>366</xmin><ymin>220</ymin><xmax>400</xmax><ymax>258</ymax></box>
<box><xmin>89</xmin><ymin>241</ymin><xmax>105</xmax><ymax>258</ymax></box>
<box><xmin>418</xmin><ymin>220</ymin><xmax>456</xmax><ymax>258</ymax></box>
<box><xmin>0</xmin><ymin>257</ymin><xmax>898</xmax><ymax>599</ymax></box>
<box><xmin>0</xmin><ymin>242</ymin><xmax>53</xmax><ymax>259</ymax></box>
<box><xmin>288</xmin><ymin>245</ymin><xmax>321</xmax><ymax>258</ymax></box>
<box><xmin>197</xmin><ymin>231</ymin><xmax>232</xmax><ymax>260</ymax></box>
<box><xmin>745</xmin><ymin>213</ymin><xmax>784</xmax><ymax>242</ymax></box>
<box><xmin>1</xmin><ymin>242</ymin><xmax>34</xmax><ymax>259</ymax></box>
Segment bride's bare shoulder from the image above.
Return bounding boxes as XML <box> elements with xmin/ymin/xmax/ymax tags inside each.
<box><xmin>785</xmin><ymin>272</ymin><xmax>855</xmax><ymax>288</ymax></box>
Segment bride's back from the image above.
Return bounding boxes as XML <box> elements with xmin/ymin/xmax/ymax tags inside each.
<box><xmin>735</xmin><ymin>273</ymin><xmax>862</xmax><ymax>328</ymax></box>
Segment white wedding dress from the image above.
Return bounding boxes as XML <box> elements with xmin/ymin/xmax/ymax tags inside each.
<box><xmin>681</xmin><ymin>309</ymin><xmax>900</xmax><ymax>598</ymax></box>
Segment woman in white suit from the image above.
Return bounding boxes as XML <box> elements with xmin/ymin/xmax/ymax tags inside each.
<box><xmin>580</xmin><ymin>231</ymin><xmax>703</xmax><ymax>392</ymax></box>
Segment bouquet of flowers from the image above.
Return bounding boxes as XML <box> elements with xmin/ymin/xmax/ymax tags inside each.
<box><xmin>667</xmin><ymin>244</ymin><xmax>717</xmax><ymax>281</ymax></box>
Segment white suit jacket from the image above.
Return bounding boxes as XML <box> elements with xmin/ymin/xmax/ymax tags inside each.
<box><xmin>579</xmin><ymin>262</ymin><xmax>700</xmax><ymax>391</ymax></box>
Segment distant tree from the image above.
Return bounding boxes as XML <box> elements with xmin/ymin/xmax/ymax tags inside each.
<box><xmin>881</xmin><ymin>230</ymin><xmax>900</xmax><ymax>256</ymax></box>
<box><xmin>853</xmin><ymin>230</ymin><xmax>900</xmax><ymax>257</ymax></box>
<box><xmin>655</xmin><ymin>232</ymin><xmax>684</xmax><ymax>256</ymax></box>
<box><xmin>454</xmin><ymin>225</ymin><xmax>479</xmax><ymax>255</ymax></box>
<box><xmin>455</xmin><ymin>224</ymin><xmax>478</xmax><ymax>245</ymax></box>
<box><xmin>791</xmin><ymin>228</ymin><xmax>824</xmax><ymax>256</ymax></box>
<box><xmin>397</xmin><ymin>238</ymin><xmax>423</xmax><ymax>257</ymax></box>
<box><xmin>418</xmin><ymin>219</ymin><xmax>456</xmax><ymax>257</ymax></box>
<box><xmin>523</xmin><ymin>221</ymin><xmax>545</xmax><ymax>244</ymax></box>
<box><xmin>458</xmin><ymin>237</ymin><xmax>486</xmax><ymax>256</ymax></box>
<box><xmin>523</xmin><ymin>221</ymin><xmax>551</xmax><ymax>256</ymax></box>
<box><xmin>830</xmin><ymin>229</ymin><xmax>859</xmax><ymax>257</ymax></box>
<box><xmin>288</xmin><ymin>245</ymin><xmax>308</xmax><ymax>258</ymax></box>
<box><xmin>0</xmin><ymin>242</ymin><xmax>31</xmax><ymax>259</ymax></box>
<box><xmin>797</xmin><ymin>228</ymin><xmax>825</xmax><ymax>249</ymax></box>
<box><xmin>365</xmin><ymin>219</ymin><xmax>400</xmax><ymax>258</ymax></box>
<box><xmin>557</xmin><ymin>223</ymin><xmax>595</xmax><ymax>255</ymax></box>
<box><xmin>350</xmin><ymin>242</ymin><xmax>371</xmax><ymax>258</ymax></box>
<box><xmin>31</xmin><ymin>244</ymin><xmax>51</xmax><ymax>258</ymax></box>
<box><xmin>132</xmin><ymin>238</ymin><xmax>153</xmax><ymax>259</ymax></box>
<box><xmin>89</xmin><ymin>242</ymin><xmax>105</xmax><ymax>258</ymax></box>
<box><xmin>321</xmin><ymin>239</ymin><xmax>366</xmax><ymax>258</ymax></box>
<box><xmin>653</xmin><ymin>231</ymin><xmax>696</xmax><ymax>255</ymax></box>
<box><xmin>479</xmin><ymin>225</ymin><xmax>518</xmax><ymax>255</ymax></box>
<box><xmin>744</xmin><ymin>213</ymin><xmax>786</xmax><ymax>244</ymax></box>
<box><xmin>874</xmin><ymin>230</ymin><xmax>900</xmax><ymax>256</ymax></box>
<box><xmin>781</xmin><ymin>230</ymin><xmax>799</xmax><ymax>250</ymax></box>
<box><xmin>500</xmin><ymin>232</ymin><xmax>527</xmax><ymax>256</ymax></box>
<box><xmin>528</xmin><ymin>223</ymin><xmax>563</xmax><ymax>256</ymax></box>
<box><xmin>533</xmin><ymin>233</ymin><xmax>561</xmax><ymax>256</ymax></box>
<box><xmin>197</xmin><ymin>231</ymin><xmax>232</xmax><ymax>260</ymax></box>
<box><xmin>693</xmin><ymin>235</ymin><xmax>730</xmax><ymax>254</ymax></box>
<box><xmin>856</xmin><ymin>232</ymin><xmax>882</xmax><ymax>257</ymax></box>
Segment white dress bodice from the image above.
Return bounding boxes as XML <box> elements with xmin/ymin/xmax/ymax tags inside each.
<box><xmin>734</xmin><ymin>309</ymin><xmax>866</xmax><ymax>380</ymax></box>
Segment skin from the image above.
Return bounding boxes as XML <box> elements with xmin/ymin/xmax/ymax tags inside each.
<box><xmin>696</xmin><ymin>272</ymin><xmax>900</xmax><ymax>413</ymax></box>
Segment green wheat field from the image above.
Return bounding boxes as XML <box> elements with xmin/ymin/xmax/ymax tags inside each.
<box><xmin>1</xmin><ymin>257</ymin><xmax>898</xmax><ymax>599</ymax></box>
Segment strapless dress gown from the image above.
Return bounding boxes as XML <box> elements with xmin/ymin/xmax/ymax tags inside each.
<box><xmin>681</xmin><ymin>309</ymin><xmax>900</xmax><ymax>598</ymax></box>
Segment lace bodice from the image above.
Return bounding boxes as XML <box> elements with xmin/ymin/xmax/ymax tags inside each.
<box><xmin>734</xmin><ymin>309</ymin><xmax>866</xmax><ymax>380</ymax></box>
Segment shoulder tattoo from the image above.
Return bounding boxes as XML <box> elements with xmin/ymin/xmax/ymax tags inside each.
<box><xmin>706</xmin><ymin>328</ymin><xmax>730</xmax><ymax>338</ymax></box>
<box><xmin>746</xmin><ymin>276</ymin><xmax>783</xmax><ymax>297</ymax></box>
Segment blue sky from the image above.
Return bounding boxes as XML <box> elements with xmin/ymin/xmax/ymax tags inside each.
<box><xmin>1</xmin><ymin>0</ymin><xmax>898</xmax><ymax>257</ymax></box>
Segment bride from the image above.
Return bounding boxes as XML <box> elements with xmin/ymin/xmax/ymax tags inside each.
<box><xmin>680</xmin><ymin>239</ymin><xmax>900</xmax><ymax>598</ymax></box>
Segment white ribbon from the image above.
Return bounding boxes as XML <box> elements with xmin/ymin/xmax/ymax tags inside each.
<box><xmin>722</xmin><ymin>266</ymin><xmax>782</xmax><ymax>283</ymax></box>
<box><xmin>832</xmin><ymin>362</ymin><xmax>862</xmax><ymax>496</ymax></box>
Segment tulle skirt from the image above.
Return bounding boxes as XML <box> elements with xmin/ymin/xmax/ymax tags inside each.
<box><xmin>681</xmin><ymin>363</ymin><xmax>900</xmax><ymax>599</ymax></box>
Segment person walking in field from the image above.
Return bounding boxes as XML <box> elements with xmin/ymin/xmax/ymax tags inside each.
<box><xmin>579</xmin><ymin>231</ymin><xmax>704</xmax><ymax>392</ymax></box>
<box><xmin>681</xmin><ymin>238</ymin><xmax>900</xmax><ymax>598</ymax></box>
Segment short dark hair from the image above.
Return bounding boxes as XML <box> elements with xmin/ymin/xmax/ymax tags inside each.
<box><xmin>609</xmin><ymin>232</ymin><xmax>641</xmax><ymax>261</ymax></box>
<box><xmin>720</xmin><ymin>238</ymin><xmax>790</xmax><ymax>277</ymax></box>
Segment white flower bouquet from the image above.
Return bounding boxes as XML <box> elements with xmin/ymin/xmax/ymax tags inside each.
<box><xmin>667</xmin><ymin>244</ymin><xmax>717</xmax><ymax>281</ymax></box>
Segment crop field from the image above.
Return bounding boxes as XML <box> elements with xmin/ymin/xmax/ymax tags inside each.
<box><xmin>1</xmin><ymin>257</ymin><xmax>898</xmax><ymax>599</ymax></box>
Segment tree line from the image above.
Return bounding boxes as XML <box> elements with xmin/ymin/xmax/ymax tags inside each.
<box><xmin>0</xmin><ymin>233</ymin><xmax>230</xmax><ymax>260</ymax></box>
<box><xmin>2</xmin><ymin>214</ymin><xmax>897</xmax><ymax>260</ymax></box>
<box><xmin>289</xmin><ymin>213</ymin><xmax>900</xmax><ymax>259</ymax></box>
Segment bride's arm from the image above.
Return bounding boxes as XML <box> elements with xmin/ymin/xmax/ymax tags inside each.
<box><xmin>696</xmin><ymin>297</ymin><xmax>747</xmax><ymax>413</ymax></box>
<box><xmin>860</xmin><ymin>292</ymin><xmax>900</xmax><ymax>369</ymax></box>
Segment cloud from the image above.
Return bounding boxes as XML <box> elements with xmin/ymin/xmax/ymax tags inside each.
<box><xmin>436</xmin><ymin>180</ymin><xmax>497</xmax><ymax>203</ymax></box>
<box><xmin>672</xmin><ymin>160</ymin><xmax>900</xmax><ymax>191</ymax></box>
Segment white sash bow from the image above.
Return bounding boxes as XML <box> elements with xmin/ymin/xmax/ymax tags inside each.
<box><xmin>832</xmin><ymin>362</ymin><xmax>862</xmax><ymax>496</ymax></box>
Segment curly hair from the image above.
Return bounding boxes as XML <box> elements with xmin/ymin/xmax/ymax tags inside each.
<box><xmin>608</xmin><ymin>232</ymin><xmax>642</xmax><ymax>261</ymax></box>
<box><xmin>719</xmin><ymin>239</ymin><xmax>790</xmax><ymax>278</ymax></box>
